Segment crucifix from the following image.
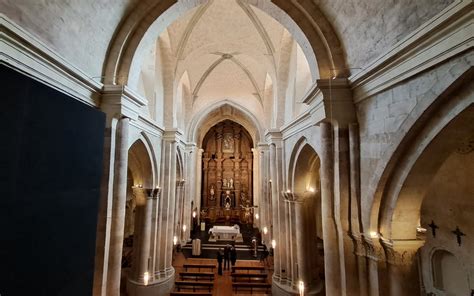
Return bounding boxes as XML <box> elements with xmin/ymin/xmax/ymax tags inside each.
<box><xmin>452</xmin><ymin>226</ymin><xmax>465</xmax><ymax>246</ymax></box>
<box><xmin>428</xmin><ymin>220</ymin><xmax>439</xmax><ymax>237</ymax></box>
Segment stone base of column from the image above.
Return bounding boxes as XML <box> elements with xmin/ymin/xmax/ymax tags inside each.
<box><xmin>126</xmin><ymin>271</ymin><xmax>175</xmax><ymax>296</ymax></box>
<box><xmin>272</xmin><ymin>279</ymin><xmax>323</xmax><ymax>296</ymax></box>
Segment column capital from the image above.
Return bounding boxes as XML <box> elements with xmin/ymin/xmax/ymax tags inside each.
<box><xmin>176</xmin><ymin>180</ymin><xmax>185</xmax><ymax>187</ymax></box>
<box><xmin>101</xmin><ymin>84</ymin><xmax>147</xmax><ymax>125</ymax></box>
<box><xmin>380</xmin><ymin>237</ymin><xmax>424</xmax><ymax>267</ymax></box>
<box><xmin>132</xmin><ymin>187</ymin><xmax>160</xmax><ymax>199</ymax></box>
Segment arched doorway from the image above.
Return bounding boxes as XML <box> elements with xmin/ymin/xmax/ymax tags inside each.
<box><xmin>200</xmin><ymin>120</ymin><xmax>254</xmax><ymax>226</ymax></box>
<box><xmin>287</xmin><ymin>141</ymin><xmax>323</xmax><ymax>294</ymax></box>
<box><xmin>121</xmin><ymin>139</ymin><xmax>153</xmax><ymax>294</ymax></box>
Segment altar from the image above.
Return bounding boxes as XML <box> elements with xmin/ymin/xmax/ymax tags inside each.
<box><xmin>208</xmin><ymin>225</ymin><xmax>243</xmax><ymax>242</ymax></box>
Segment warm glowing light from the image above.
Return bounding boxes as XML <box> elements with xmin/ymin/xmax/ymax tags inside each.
<box><xmin>173</xmin><ymin>236</ymin><xmax>178</xmax><ymax>245</ymax></box>
<box><xmin>271</xmin><ymin>239</ymin><xmax>276</xmax><ymax>249</ymax></box>
<box><xmin>138</xmin><ymin>184</ymin><xmax>143</xmax><ymax>188</ymax></box>
<box><xmin>298</xmin><ymin>280</ymin><xmax>305</xmax><ymax>296</ymax></box>
<box><xmin>144</xmin><ymin>272</ymin><xmax>149</xmax><ymax>286</ymax></box>
<box><xmin>269</xmin><ymin>179</ymin><xmax>272</xmax><ymax>183</ymax></box>
<box><xmin>370</xmin><ymin>231</ymin><xmax>379</xmax><ymax>238</ymax></box>
<box><xmin>263</xmin><ymin>227</ymin><xmax>268</xmax><ymax>235</ymax></box>
<box><xmin>286</xmin><ymin>189</ymin><xmax>291</xmax><ymax>193</ymax></box>
<box><xmin>192</xmin><ymin>211</ymin><xmax>197</xmax><ymax>218</ymax></box>
<box><xmin>156</xmin><ymin>186</ymin><xmax>160</xmax><ymax>189</ymax></box>
<box><xmin>416</xmin><ymin>226</ymin><xmax>427</xmax><ymax>233</ymax></box>
<box><xmin>308</xmin><ymin>187</ymin><xmax>315</xmax><ymax>193</ymax></box>
<box><xmin>255</xmin><ymin>213</ymin><xmax>259</xmax><ymax>220</ymax></box>
<box><xmin>183</xmin><ymin>225</ymin><xmax>187</xmax><ymax>232</ymax></box>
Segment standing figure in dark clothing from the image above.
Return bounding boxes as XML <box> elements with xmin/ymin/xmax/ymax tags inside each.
<box><xmin>217</xmin><ymin>249</ymin><xmax>223</xmax><ymax>275</ymax></box>
<box><xmin>224</xmin><ymin>244</ymin><xmax>231</xmax><ymax>270</ymax></box>
<box><xmin>230</xmin><ymin>243</ymin><xmax>237</xmax><ymax>267</ymax></box>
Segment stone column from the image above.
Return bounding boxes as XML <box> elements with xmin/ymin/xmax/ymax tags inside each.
<box><xmin>349</xmin><ymin>123</ymin><xmax>368</xmax><ymax>296</ymax></box>
<box><xmin>319</xmin><ymin>122</ymin><xmax>342</xmax><ymax>295</ymax></box>
<box><xmin>381</xmin><ymin>238</ymin><xmax>423</xmax><ymax>296</ymax></box>
<box><xmin>129</xmin><ymin>187</ymin><xmax>156</xmax><ymax>284</ymax></box>
<box><xmin>153</xmin><ymin>131</ymin><xmax>178</xmax><ymax>292</ymax></box>
<box><xmin>269</xmin><ymin>143</ymin><xmax>281</xmax><ymax>277</ymax></box>
<box><xmin>195</xmin><ymin>149</ymin><xmax>204</xmax><ymax>222</ymax></box>
<box><xmin>106</xmin><ymin>117</ymin><xmax>130</xmax><ymax>295</ymax></box>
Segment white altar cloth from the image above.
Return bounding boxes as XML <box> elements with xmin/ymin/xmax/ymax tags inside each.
<box><xmin>208</xmin><ymin>225</ymin><xmax>240</xmax><ymax>241</ymax></box>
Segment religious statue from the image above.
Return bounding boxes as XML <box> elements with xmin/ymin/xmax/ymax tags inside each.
<box><xmin>209</xmin><ymin>185</ymin><xmax>215</xmax><ymax>200</ymax></box>
<box><xmin>222</xmin><ymin>133</ymin><xmax>234</xmax><ymax>152</ymax></box>
<box><xmin>225</xmin><ymin>200</ymin><xmax>231</xmax><ymax>209</ymax></box>
<box><xmin>229</xmin><ymin>178</ymin><xmax>233</xmax><ymax>188</ymax></box>
<box><xmin>223</xmin><ymin>178</ymin><xmax>228</xmax><ymax>188</ymax></box>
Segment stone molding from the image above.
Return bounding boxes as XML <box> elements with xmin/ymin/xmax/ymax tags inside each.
<box><xmin>0</xmin><ymin>14</ymin><xmax>102</xmax><ymax>107</ymax></box>
<box><xmin>101</xmin><ymin>84</ymin><xmax>148</xmax><ymax>122</ymax></box>
<box><xmin>349</xmin><ymin>0</ymin><xmax>473</xmax><ymax>102</ymax></box>
<box><xmin>280</xmin><ymin>78</ymin><xmax>355</xmax><ymax>139</ymax></box>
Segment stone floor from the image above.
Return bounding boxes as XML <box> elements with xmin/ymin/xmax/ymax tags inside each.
<box><xmin>172</xmin><ymin>251</ymin><xmax>273</xmax><ymax>295</ymax></box>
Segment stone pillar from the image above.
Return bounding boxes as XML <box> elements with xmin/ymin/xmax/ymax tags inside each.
<box><xmin>129</xmin><ymin>188</ymin><xmax>156</xmax><ymax>284</ymax></box>
<box><xmin>269</xmin><ymin>143</ymin><xmax>281</xmax><ymax>277</ymax></box>
<box><xmin>151</xmin><ymin>131</ymin><xmax>178</xmax><ymax>294</ymax></box>
<box><xmin>319</xmin><ymin>121</ymin><xmax>342</xmax><ymax>295</ymax></box>
<box><xmin>106</xmin><ymin>117</ymin><xmax>130</xmax><ymax>295</ymax></box>
<box><xmin>349</xmin><ymin>123</ymin><xmax>368</xmax><ymax>296</ymax></box>
<box><xmin>195</xmin><ymin>149</ymin><xmax>204</xmax><ymax>222</ymax></box>
<box><xmin>381</xmin><ymin>239</ymin><xmax>424</xmax><ymax>296</ymax></box>
<box><xmin>363</xmin><ymin>235</ymin><xmax>380</xmax><ymax>296</ymax></box>
<box><xmin>175</xmin><ymin>180</ymin><xmax>186</xmax><ymax>242</ymax></box>
<box><xmin>202</xmin><ymin>157</ymin><xmax>209</xmax><ymax>207</ymax></box>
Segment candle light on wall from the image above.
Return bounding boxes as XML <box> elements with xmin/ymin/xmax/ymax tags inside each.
<box><xmin>183</xmin><ymin>225</ymin><xmax>187</xmax><ymax>232</ymax></box>
<box><xmin>370</xmin><ymin>231</ymin><xmax>379</xmax><ymax>238</ymax></box>
<box><xmin>255</xmin><ymin>213</ymin><xmax>259</xmax><ymax>220</ymax></box>
<box><xmin>144</xmin><ymin>272</ymin><xmax>149</xmax><ymax>286</ymax></box>
<box><xmin>271</xmin><ymin>239</ymin><xmax>276</xmax><ymax>249</ymax></box>
<box><xmin>192</xmin><ymin>211</ymin><xmax>196</xmax><ymax>218</ymax></box>
<box><xmin>298</xmin><ymin>280</ymin><xmax>305</xmax><ymax>296</ymax></box>
<box><xmin>263</xmin><ymin>226</ymin><xmax>268</xmax><ymax>235</ymax></box>
<box><xmin>173</xmin><ymin>236</ymin><xmax>178</xmax><ymax>245</ymax></box>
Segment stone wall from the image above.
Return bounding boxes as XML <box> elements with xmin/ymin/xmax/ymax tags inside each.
<box><xmin>315</xmin><ymin>0</ymin><xmax>454</xmax><ymax>70</ymax></box>
<box><xmin>356</xmin><ymin>51</ymin><xmax>474</xmax><ymax>226</ymax></box>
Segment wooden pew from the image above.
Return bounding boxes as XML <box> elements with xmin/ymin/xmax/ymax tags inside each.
<box><xmin>231</xmin><ymin>266</ymin><xmax>266</xmax><ymax>273</ymax></box>
<box><xmin>175</xmin><ymin>280</ymin><xmax>214</xmax><ymax>292</ymax></box>
<box><xmin>170</xmin><ymin>292</ymin><xmax>212</xmax><ymax>296</ymax></box>
<box><xmin>183</xmin><ymin>263</ymin><xmax>216</xmax><ymax>272</ymax></box>
<box><xmin>231</xmin><ymin>272</ymin><xmax>268</xmax><ymax>282</ymax></box>
<box><xmin>232</xmin><ymin>282</ymin><xmax>272</xmax><ymax>294</ymax></box>
<box><xmin>179</xmin><ymin>271</ymin><xmax>215</xmax><ymax>281</ymax></box>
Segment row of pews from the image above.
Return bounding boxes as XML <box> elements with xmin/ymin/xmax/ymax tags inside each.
<box><xmin>170</xmin><ymin>263</ymin><xmax>215</xmax><ymax>296</ymax></box>
<box><xmin>170</xmin><ymin>261</ymin><xmax>271</xmax><ymax>295</ymax></box>
<box><xmin>231</xmin><ymin>266</ymin><xmax>271</xmax><ymax>294</ymax></box>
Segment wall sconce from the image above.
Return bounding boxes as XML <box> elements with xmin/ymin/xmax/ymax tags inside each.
<box><xmin>192</xmin><ymin>211</ymin><xmax>197</xmax><ymax>218</ymax></box>
<box><xmin>138</xmin><ymin>184</ymin><xmax>143</xmax><ymax>188</ymax></box>
<box><xmin>286</xmin><ymin>189</ymin><xmax>291</xmax><ymax>193</ymax></box>
<box><xmin>183</xmin><ymin>225</ymin><xmax>187</xmax><ymax>232</ymax></box>
<box><xmin>255</xmin><ymin>213</ymin><xmax>259</xmax><ymax>220</ymax></box>
<box><xmin>263</xmin><ymin>226</ymin><xmax>268</xmax><ymax>235</ymax></box>
<box><xmin>369</xmin><ymin>231</ymin><xmax>379</xmax><ymax>238</ymax></box>
<box><xmin>298</xmin><ymin>280</ymin><xmax>305</xmax><ymax>296</ymax></box>
<box><xmin>416</xmin><ymin>226</ymin><xmax>427</xmax><ymax>233</ymax></box>
<box><xmin>308</xmin><ymin>186</ymin><xmax>315</xmax><ymax>193</ymax></box>
<box><xmin>269</xmin><ymin>179</ymin><xmax>272</xmax><ymax>183</ymax></box>
<box><xmin>144</xmin><ymin>271</ymin><xmax>149</xmax><ymax>286</ymax></box>
<box><xmin>173</xmin><ymin>236</ymin><xmax>178</xmax><ymax>245</ymax></box>
<box><xmin>271</xmin><ymin>239</ymin><xmax>276</xmax><ymax>249</ymax></box>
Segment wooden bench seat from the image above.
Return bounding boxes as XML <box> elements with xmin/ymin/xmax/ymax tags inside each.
<box><xmin>175</xmin><ymin>280</ymin><xmax>214</xmax><ymax>292</ymax></box>
<box><xmin>170</xmin><ymin>292</ymin><xmax>212</xmax><ymax>296</ymax></box>
<box><xmin>231</xmin><ymin>272</ymin><xmax>268</xmax><ymax>282</ymax></box>
<box><xmin>231</xmin><ymin>266</ymin><xmax>266</xmax><ymax>273</ymax></box>
<box><xmin>179</xmin><ymin>271</ymin><xmax>215</xmax><ymax>281</ymax></box>
<box><xmin>232</xmin><ymin>282</ymin><xmax>272</xmax><ymax>293</ymax></box>
<box><xmin>183</xmin><ymin>263</ymin><xmax>216</xmax><ymax>272</ymax></box>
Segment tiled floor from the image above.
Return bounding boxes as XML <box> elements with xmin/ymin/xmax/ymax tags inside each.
<box><xmin>173</xmin><ymin>252</ymin><xmax>273</xmax><ymax>295</ymax></box>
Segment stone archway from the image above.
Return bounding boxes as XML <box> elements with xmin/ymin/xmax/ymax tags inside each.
<box><xmin>285</xmin><ymin>140</ymin><xmax>323</xmax><ymax>295</ymax></box>
<box><xmin>103</xmin><ymin>0</ymin><xmax>347</xmax><ymax>87</ymax></box>
<box><xmin>368</xmin><ymin>71</ymin><xmax>474</xmax><ymax>295</ymax></box>
<box><xmin>123</xmin><ymin>139</ymin><xmax>155</xmax><ymax>294</ymax></box>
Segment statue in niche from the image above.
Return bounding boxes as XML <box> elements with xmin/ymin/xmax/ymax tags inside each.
<box><xmin>229</xmin><ymin>178</ymin><xmax>234</xmax><ymax>188</ymax></box>
<box><xmin>224</xmin><ymin>191</ymin><xmax>232</xmax><ymax>209</ymax></box>
<box><xmin>209</xmin><ymin>185</ymin><xmax>215</xmax><ymax>200</ymax></box>
<box><xmin>222</xmin><ymin>178</ymin><xmax>228</xmax><ymax>188</ymax></box>
<box><xmin>222</xmin><ymin>133</ymin><xmax>234</xmax><ymax>152</ymax></box>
